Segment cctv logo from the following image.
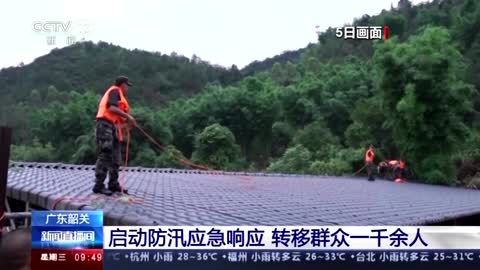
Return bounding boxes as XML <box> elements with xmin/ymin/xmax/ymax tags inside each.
<box><xmin>32</xmin><ymin>21</ymin><xmax>72</xmax><ymax>33</ymax></box>
<box><xmin>32</xmin><ymin>20</ymin><xmax>93</xmax><ymax>35</ymax></box>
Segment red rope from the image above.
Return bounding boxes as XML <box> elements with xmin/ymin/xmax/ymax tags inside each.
<box><xmin>135</xmin><ymin>124</ymin><xmax>254</xmax><ymax>189</ymax></box>
<box><xmin>136</xmin><ymin>125</ymin><xmax>167</xmax><ymax>151</ymax></box>
<box><xmin>51</xmin><ymin>122</ymin><xmax>237</xmax><ymax>211</ymax></box>
<box><xmin>135</xmin><ymin>124</ymin><xmax>211</xmax><ymax>171</ymax></box>
<box><xmin>119</xmin><ymin>127</ymin><xmax>130</xmax><ymax>194</ymax></box>
<box><xmin>52</xmin><ymin>196</ymin><xmax>66</xmax><ymax>209</ymax></box>
<box><xmin>353</xmin><ymin>164</ymin><xmax>367</xmax><ymax>176</ymax></box>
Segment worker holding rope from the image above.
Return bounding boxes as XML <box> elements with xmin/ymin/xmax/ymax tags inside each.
<box><xmin>92</xmin><ymin>76</ymin><xmax>136</xmax><ymax>196</ymax></box>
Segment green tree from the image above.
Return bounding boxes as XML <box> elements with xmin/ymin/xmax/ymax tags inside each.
<box><xmin>45</xmin><ymin>85</ymin><xmax>60</xmax><ymax>103</ymax></box>
<box><xmin>71</xmin><ymin>131</ymin><xmax>96</xmax><ymax>164</ymax></box>
<box><xmin>278</xmin><ymin>86</ymin><xmax>317</xmax><ymax>127</ymax></box>
<box><xmin>11</xmin><ymin>138</ymin><xmax>56</xmax><ymax>162</ymax></box>
<box><xmin>156</xmin><ymin>145</ymin><xmax>190</xmax><ymax>168</ymax></box>
<box><xmin>130</xmin><ymin>146</ymin><xmax>157</xmax><ymax>167</ymax></box>
<box><xmin>380</xmin><ymin>13</ymin><xmax>407</xmax><ymax>39</ymax></box>
<box><xmin>374</xmin><ymin>27</ymin><xmax>475</xmax><ymax>184</ymax></box>
<box><xmin>191</xmin><ymin>124</ymin><xmax>241</xmax><ymax>170</ymax></box>
<box><xmin>292</xmin><ymin>120</ymin><xmax>340</xmax><ymax>159</ymax></box>
<box><xmin>267</xmin><ymin>144</ymin><xmax>312</xmax><ymax>173</ymax></box>
<box><xmin>270</xmin><ymin>121</ymin><xmax>295</xmax><ymax>158</ymax></box>
<box><xmin>32</xmin><ymin>91</ymin><xmax>99</xmax><ymax>162</ymax></box>
<box><xmin>29</xmin><ymin>89</ymin><xmax>42</xmax><ymax>104</ymax></box>
<box><xmin>345</xmin><ymin>97</ymin><xmax>394</xmax><ymax>157</ymax></box>
<box><xmin>271</xmin><ymin>63</ymin><xmax>288</xmax><ymax>85</ymax></box>
<box><xmin>309</xmin><ymin>159</ymin><xmax>351</xmax><ymax>176</ymax></box>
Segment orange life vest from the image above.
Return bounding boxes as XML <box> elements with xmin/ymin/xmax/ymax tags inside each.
<box><xmin>365</xmin><ymin>148</ymin><xmax>374</xmax><ymax>163</ymax></box>
<box><xmin>96</xmin><ymin>86</ymin><xmax>130</xmax><ymax>141</ymax></box>
<box><xmin>388</xmin><ymin>160</ymin><xmax>398</xmax><ymax>167</ymax></box>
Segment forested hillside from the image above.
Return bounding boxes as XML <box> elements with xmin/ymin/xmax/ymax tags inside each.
<box><xmin>2</xmin><ymin>0</ymin><xmax>480</xmax><ymax>187</ymax></box>
<box><xmin>0</xmin><ymin>42</ymin><xmax>242</xmax><ymax>136</ymax></box>
<box><xmin>0</xmin><ymin>41</ymin><xmax>242</xmax><ymax>104</ymax></box>
<box><xmin>240</xmin><ymin>44</ymin><xmax>315</xmax><ymax>76</ymax></box>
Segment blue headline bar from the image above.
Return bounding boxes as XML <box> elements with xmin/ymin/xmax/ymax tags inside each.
<box><xmin>31</xmin><ymin>226</ymin><xmax>104</xmax><ymax>249</ymax></box>
<box><xmin>105</xmin><ymin>227</ymin><xmax>430</xmax><ymax>249</ymax></box>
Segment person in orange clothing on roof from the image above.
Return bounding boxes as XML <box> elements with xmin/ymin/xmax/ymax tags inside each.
<box><xmin>364</xmin><ymin>144</ymin><xmax>375</xmax><ymax>181</ymax></box>
<box><xmin>394</xmin><ymin>159</ymin><xmax>406</xmax><ymax>183</ymax></box>
<box><xmin>388</xmin><ymin>160</ymin><xmax>399</xmax><ymax>168</ymax></box>
<box><xmin>377</xmin><ymin>160</ymin><xmax>389</xmax><ymax>178</ymax></box>
<box><xmin>377</xmin><ymin>159</ymin><xmax>407</xmax><ymax>182</ymax></box>
<box><xmin>93</xmin><ymin>76</ymin><xmax>137</xmax><ymax>196</ymax></box>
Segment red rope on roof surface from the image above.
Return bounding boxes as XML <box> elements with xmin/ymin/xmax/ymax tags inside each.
<box><xmin>135</xmin><ymin>124</ymin><xmax>211</xmax><ymax>171</ymax></box>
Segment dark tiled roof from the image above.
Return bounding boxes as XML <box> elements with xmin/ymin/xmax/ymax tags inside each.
<box><xmin>6</xmin><ymin>161</ymin><xmax>480</xmax><ymax>225</ymax></box>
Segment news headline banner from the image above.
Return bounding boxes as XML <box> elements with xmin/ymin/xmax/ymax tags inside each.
<box><xmin>103</xmin><ymin>226</ymin><xmax>480</xmax><ymax>250</ymax></box>
<box><xmin>32</xmin><ymin>210</ymin><xmax>104</xmax><ymax>249</ymax></box>
<box><xmin>31</xmin><ymin>210</ymin><xmax>104</xmax><ymax>270</ymax></box>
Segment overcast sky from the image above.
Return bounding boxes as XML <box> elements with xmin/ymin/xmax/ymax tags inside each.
<box><xmin>1</xmin><ymin>0</ymin><xmax>428</xmax><ymax>69</ymax></box>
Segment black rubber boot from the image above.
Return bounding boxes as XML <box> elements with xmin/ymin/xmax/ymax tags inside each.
<box><xmin>93</xmin><ymin>186</ymin><xmax>113</xmax><ymax>196</ymax></box>
<box><xmin>109</xmin><ymin>185</ymin><xmax>129</xmax><ymax>195</ymax></box>
<box><xmin>367</xmin><ymin>164</ymin><xmax>375</xmax><ymax>181</ymax></box>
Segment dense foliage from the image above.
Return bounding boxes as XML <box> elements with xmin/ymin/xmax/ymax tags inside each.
<box><xmin>2</xmin><ymin>0</ymin><xmax>480</xmax><ymax>187</ymax></box>
<box><xmin>191</xmin><ymin>124</ymin><xmax>242</xmax><ymax>170</ymax></box>
<box><xmin>240</xmin><ymin>44</ymin><xmax>315</xmax><ymax>77</ymax></box>
<box><xmin>0</xmin><ymin>42</ymin><xmax>242</xmax><ymax>117</ymax></box>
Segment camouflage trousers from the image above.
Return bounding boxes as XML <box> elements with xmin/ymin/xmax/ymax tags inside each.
<box><xmin>93</xmin><ymin>119</ymin><xmax>122</xmax><ymax>190</ymax></box>
<box><xmin>366</xmin><ymin>162</ymin><xmax>376</xmax><ymax>180</ymax></box>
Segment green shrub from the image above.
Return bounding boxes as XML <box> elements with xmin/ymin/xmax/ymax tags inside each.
<box><xmin>267</xmin><ymin>144</ymin><xmax>312</xmax><ymax>173</ymax></box>
<box><xmin>11</xmin><ymin>138</ymin><xmax>56</xmax><ymax>162</ymax></box>
<box><xmin>309</xmin><ymin>159</ymin><xmax>351</xmax><ymax>176</ymax></box>
<box><xmin>156</xmin><ymin>145</ymin><xmax>189</xmax><ymax>168</ymax></box>
<box><xmin>417</xmin><ymin>155</ymin><xmax>455</xmax><ymax>185</ymax></box>
<box><xmin>191</xmin><ymin>124</ymin><xmax>241</xmax><ymax>169</ymax></box>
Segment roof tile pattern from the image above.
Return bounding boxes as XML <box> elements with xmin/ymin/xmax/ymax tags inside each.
<box><xmin>6</xmin><ymin>161</ymin><xmax>480</xmax><ymax>225</ymax></box>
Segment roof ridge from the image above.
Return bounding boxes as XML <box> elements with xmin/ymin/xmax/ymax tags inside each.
<box><xmin>8</xmin><ymin>160</ymin><xmax>325</xmax><ymax>178</ymax></box>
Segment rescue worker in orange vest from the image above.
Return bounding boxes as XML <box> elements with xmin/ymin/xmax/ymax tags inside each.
<box><xmin>93</xmin><ymin>76</ymin><xmax>137</xmax><ymax>196</ymax></box>
<box><xmin>394</xmin><ymin>159</ymin><xmax>406</xmax><ymax>182</ymax></box>
<box><xmin>388</xmin><ymin>160</ymin><xmax>399</xmax><ymax>168</ymax></box>
<box><xmin>364</xmin><ymin>144</ymin><xmax>375</xmax><ymax>181</ymax></box>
